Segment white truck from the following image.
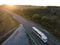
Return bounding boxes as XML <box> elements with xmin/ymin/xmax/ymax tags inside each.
<box><xmin>32</xmin><ymin>27</ymin><xmax>48</xmax><ymax>43</ymax></box>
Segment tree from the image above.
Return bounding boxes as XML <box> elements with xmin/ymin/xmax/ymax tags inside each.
<box><xmin>32</xmin><ymin>14</ymin><xmax>41</xmax><ymax>22</ymax></box>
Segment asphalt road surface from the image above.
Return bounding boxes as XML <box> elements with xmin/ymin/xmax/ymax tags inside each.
<box><xmin>3</xmin><ymin>9</ymin><xmax>60</xmax><ymax>45</ymax></box>
<box><xmin>2</xmin><ymin>24</ymin><xmax>30</xmax><ymax>45</ymax></box>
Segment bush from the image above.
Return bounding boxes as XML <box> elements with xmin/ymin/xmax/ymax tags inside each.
<box><xmin>32</xmin><ymin>14</ymin><xmax>41</xmax><ymax>22</ymax></box>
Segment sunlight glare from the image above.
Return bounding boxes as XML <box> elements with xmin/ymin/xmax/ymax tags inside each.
<box><xmin>0</xmin><ymin>0</ymin><xmax>60</xmax><ymax>6</ymax></box>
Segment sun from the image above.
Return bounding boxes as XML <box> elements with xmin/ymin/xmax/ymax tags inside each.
<box><xmin>2</xmin><ymin>4</ymin><xmax>16</xmax><ymax>10</ymax></box>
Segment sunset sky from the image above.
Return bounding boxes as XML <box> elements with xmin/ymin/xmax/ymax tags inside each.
<box><xmin>0</xmin><ymin>0</ymin><xmax>60</xmax><ymax>6</ymax></box>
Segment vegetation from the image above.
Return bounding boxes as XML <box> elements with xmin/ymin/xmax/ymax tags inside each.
<box><xmin>23</xmin><ymin>6</ymin><xmax>60</xmax><ymax>40</ymax></box>
<box><xmin>0</xmin><ymin>8</ymin><xmax>19</xmax><ymax>43</ymax></box>
<box><xmin>11</xmin><ymin>6</ymin><xmax>60</xmax><ymax>40</ymax></box>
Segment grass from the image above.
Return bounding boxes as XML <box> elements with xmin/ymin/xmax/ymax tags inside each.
<box><xmin>0</xmin><ymin>9</ymin><xmax>19</xmax><ymax>44</ymax></box>
<box><xmin>0</xmin><ymin>13</ymin><xmax>19</xmax><ymax>36</ymax></box>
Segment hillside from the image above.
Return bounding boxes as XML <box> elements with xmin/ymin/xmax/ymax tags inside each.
<box><xmin>0</xmin><ymin>8</ymin><xmax>19</xmax><ymax>43</ymax></box>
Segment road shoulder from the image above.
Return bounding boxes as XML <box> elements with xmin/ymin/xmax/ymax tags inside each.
<box><xmin>2</xmin><ymin>24</ymin><xmax>30</xmax><ymax>45</ymax></box>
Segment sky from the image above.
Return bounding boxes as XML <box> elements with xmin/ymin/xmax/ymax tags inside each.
<box><xmin>0</xmin><ymin>0</ymin><xmax>60</xmax><ymax>6</ymax></box>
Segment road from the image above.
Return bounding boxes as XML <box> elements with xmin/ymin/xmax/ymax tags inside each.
<box><xmin>0</xmin><ymin>23</ymin><xmax>18</xmax><ymax>44</ymax></box>
<box><xmin>2</xmin><ymin>24</ymin><xmax>30</xmax><ymax>45</ymax></box>
<box><xmin>3</xmin><ymin>9</ymin><xmax>60</xmax><ymax>45</ymax></box>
